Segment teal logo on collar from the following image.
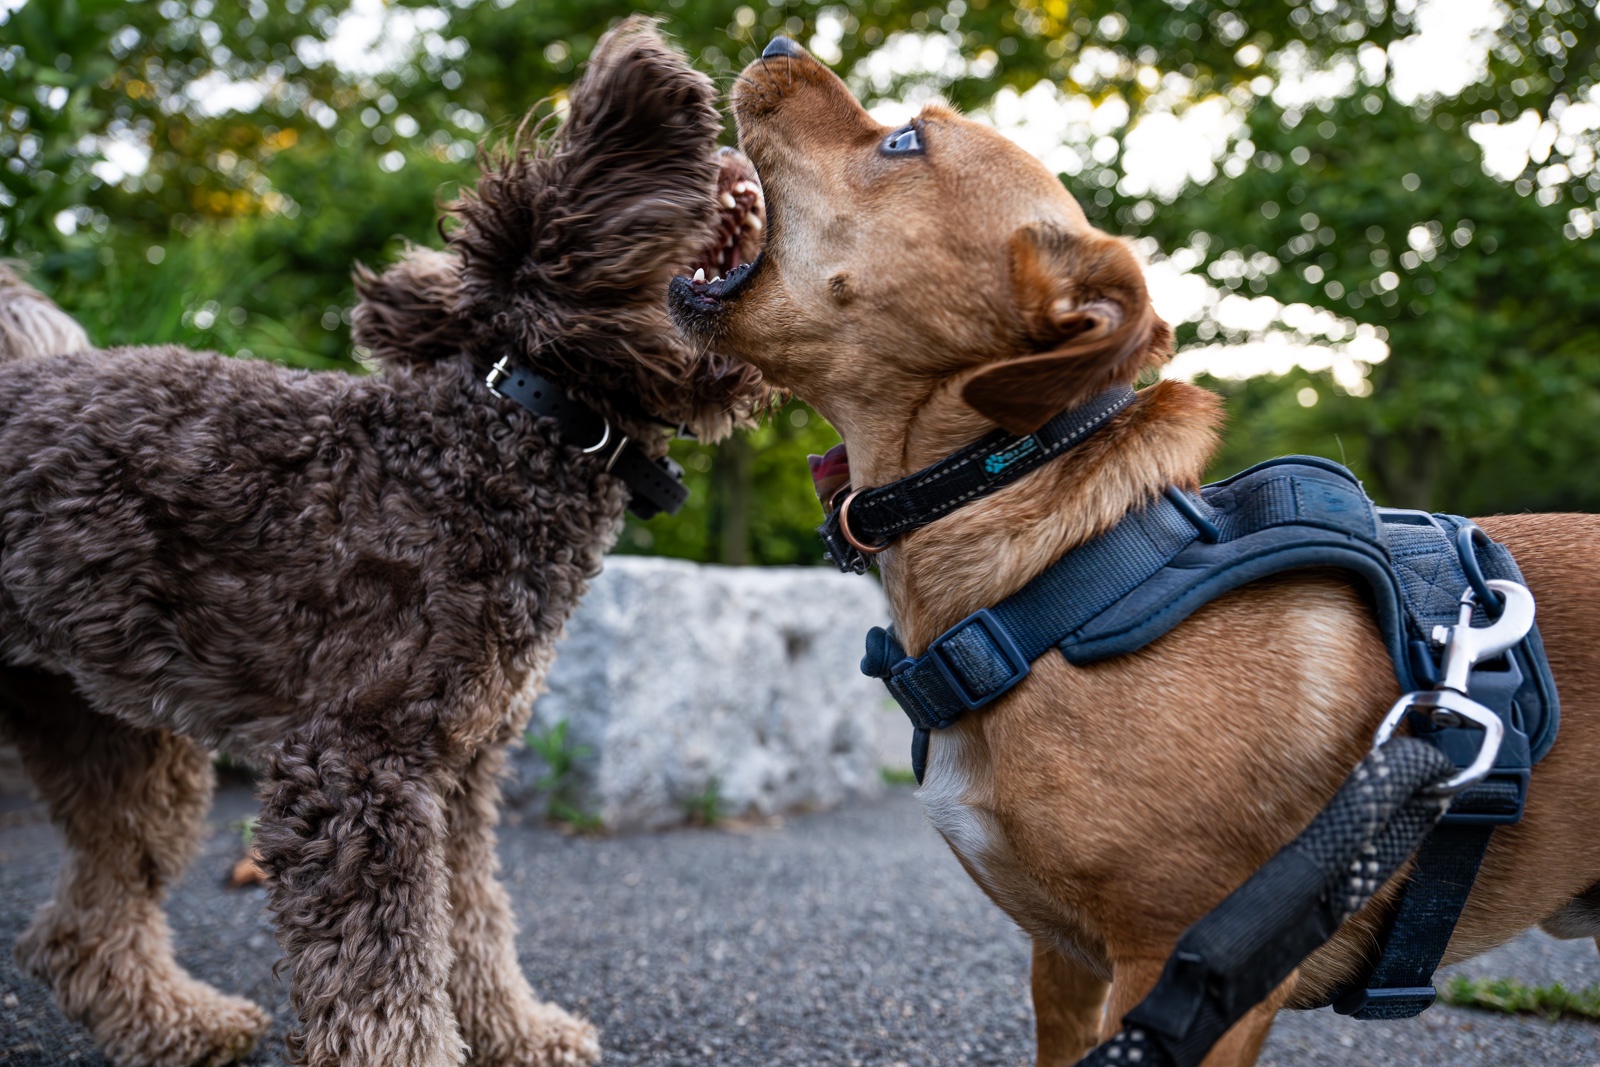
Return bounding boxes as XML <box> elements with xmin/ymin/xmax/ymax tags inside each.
<box><xmin>983</xmin><ymin>438</ymin><xmax>1039</xmax><ymax>476</ymax></box>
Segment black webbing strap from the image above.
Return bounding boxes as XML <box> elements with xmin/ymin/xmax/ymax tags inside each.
<box><xmin>1074</xmin><ymin>738</ymin><xmax>1457</xmax><ymax>1067</ymax></box>
<box><xmin>487</xmin><ymin>360</ymin><xmax>689</xmax><ymax>519</ymax></box>
<box><xmin>818</xmin><ymin>385</ymin><xmax>1136</xmax><ymax>573</ymax></box>
<box><xmin>1330</xmin><ymin>825</ymin><xmax>1491</xmax><ymax>1018</ymax></box>
<box><xmin>606</xmin><ymin>442</ymin><xmax>690</xmax><ymax>520</ymax></box>
<box><xmin>1329</xmin><ymin>772</ymin><xmax>1525</xmax><ymax>1019</ymax></box>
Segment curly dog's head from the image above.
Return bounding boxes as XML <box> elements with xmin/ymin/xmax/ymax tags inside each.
<box><xmin>353</xmin><ymin>17</ymin><xmax>772</xmax><ymax>442</ymax></box>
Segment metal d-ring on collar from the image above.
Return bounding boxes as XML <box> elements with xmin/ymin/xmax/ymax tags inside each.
<box><xmin>579</xmin><ymin>419</ymin><xmax>613</xmax><ymax>455</ymax></box>
<box><xmin>487</xmin><ymin>355</ymin><xmax>613</xmax><ymax>454</ymax></box>
<box><xmin>483</xmin><ymin>355</ymin><xmax>687</xmax><ymax>519</ymax></box>
<box><xmin>834</xmin><ymin>486</ymin><xmax>892</xmax><ymax>556</ymax></box>
<box><xmin>817</xmin><ymin>384</ymin><xmax>1138</xmax><ymax>573</ymax></box>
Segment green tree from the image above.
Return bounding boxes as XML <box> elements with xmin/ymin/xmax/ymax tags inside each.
<box><xmin>1076</xmin><ymin>0</ymin><xmax>1600</xmax><ymax>513</ymax></box>
<box><xmin>6</xmin><ymin>0</ymin><xmax>1599</xmax><ymax>561</ymax></box>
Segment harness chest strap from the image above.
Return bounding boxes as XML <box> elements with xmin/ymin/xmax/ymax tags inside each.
<box><xmin>857</xmin><ymin>454</ymin><xmax>1559</xmax><ymax>1020</ymax></box>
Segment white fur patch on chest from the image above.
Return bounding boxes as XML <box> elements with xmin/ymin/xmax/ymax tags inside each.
<box><xmin>915</xmin><ymin>726</ymin><xmax>1110</xmax><ymax>979</ymax></box>
<box><xmin>915</xmin><ymin>728</ymin><xmax>1002</xmax><ymax>881</ymax></box>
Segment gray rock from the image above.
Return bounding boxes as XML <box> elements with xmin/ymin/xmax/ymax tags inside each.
<box><xmin>511</xmin><ymin>556</ymin><xmax>902</xmax><ymax>831</ymax></box>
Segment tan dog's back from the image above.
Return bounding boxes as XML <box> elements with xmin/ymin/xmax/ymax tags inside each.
<box><xmin>671</xmin><ymin>36</ymin><xmax>1600</xmax><ymax>1066</ymax></box>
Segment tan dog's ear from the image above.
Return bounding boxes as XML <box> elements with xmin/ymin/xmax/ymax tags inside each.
<box><xmin>962</xmin><ymin>225</ymin><xmax>1172</xmax><ymax>434</ymax></box>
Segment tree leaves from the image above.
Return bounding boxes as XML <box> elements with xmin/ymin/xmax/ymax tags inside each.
<box><xmin>5</xmin><ymin>0</ymin><xmax>1597</xmax><ymax>558</ymax></box>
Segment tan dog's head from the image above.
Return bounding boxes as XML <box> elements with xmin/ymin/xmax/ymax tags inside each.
<box><xmin>668</xmin><ymin>38</ymin><xmax>1171</xmax><ymax>444</ymax></box>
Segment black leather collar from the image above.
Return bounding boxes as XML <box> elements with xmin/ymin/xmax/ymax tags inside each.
<box><xmin>819</xmin><ymin>385</ymin><xmax>1137</xmax><ymax>573</ymax></box>
<box><xmin>486</xmin><ymin>357</ymin><xmax>689</xmax><ymax>519</ymax></box>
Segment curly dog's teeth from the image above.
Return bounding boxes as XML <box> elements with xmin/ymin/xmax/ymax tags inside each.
<box><xmin>720</xmin><ymin>192</ymin><xmax>738</xmax><ymax>209</ymax></box>
<box><xmin>693</xmin><ymin>268</ymin><xmax>706</xmax><ymax>283</ymax></box>
<box><xmin>734</xmin><ymin>181</ymin><xmax>758</xmax><ymax>195</ymax></box>
<box><xmin>744</xmin><ymin>215</ymin><xmax>763</xmax><ymax>233</ymax></box>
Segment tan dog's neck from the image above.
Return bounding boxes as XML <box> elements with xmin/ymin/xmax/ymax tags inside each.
<box><xmin>873</xmin><ymin>380</ymin><xmax>1225</xmax><ymax>652</ymax></box>
<box><xmin>819</xmin><ymin>372</ymin><xmax>994</xmax><ymax>489</ymax></box>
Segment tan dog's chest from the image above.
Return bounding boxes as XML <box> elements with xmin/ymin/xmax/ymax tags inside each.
<box><xmin>908</xmin><ymin>580</ymin><xmax>1421</xmax><ymax>981</ymax></box>
<box><xmin>917</xmin><ymin>724</ymin><xmax>1113</xmax><ymax>978</ymax></box>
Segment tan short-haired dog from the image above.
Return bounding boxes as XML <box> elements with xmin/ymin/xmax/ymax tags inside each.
<box><xmin>670</xmin><ymin>38</ymin><xmax>1600</xmax><ymax>1067</ymax></box>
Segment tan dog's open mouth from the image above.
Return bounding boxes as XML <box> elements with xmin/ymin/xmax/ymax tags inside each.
<box><xmin>677</xmin><ymin>148</ymin><xmax>766</xmax><ymax>310</ymax></box>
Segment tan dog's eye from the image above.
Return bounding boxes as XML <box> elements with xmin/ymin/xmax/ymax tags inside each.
<box><xmin>882</xmin><ymin>124</ymin><xmax>923</xmax><ymax>156</ymax></box>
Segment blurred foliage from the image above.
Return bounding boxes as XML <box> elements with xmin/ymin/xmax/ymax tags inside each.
<box><xmin>3</xmin><ymin>0</ymin><xmax>1599</xmax><ymax>566</ymax></box>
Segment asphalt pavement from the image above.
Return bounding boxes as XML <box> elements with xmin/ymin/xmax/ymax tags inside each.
<box><xmin>3</xmin><ymin>784</ymin><xmax>1598</xmax><ymax>1066</ymax></box>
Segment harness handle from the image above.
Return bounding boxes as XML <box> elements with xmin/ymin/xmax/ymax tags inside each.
<box><xmin>1455</xmin><ymin>524</ymin><xmax>1505</xmax><ymax>617</ymax></box>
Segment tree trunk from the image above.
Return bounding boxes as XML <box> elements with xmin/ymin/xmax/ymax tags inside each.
<box><xmin>711</xmin><ymin>432</ymin><xmax>752</xmax><ymax>565</ymax></box>
<box><xmin>1365</xmin><ymin>425</ymin><xmax>1440</xmax><ymax>511</ymax></box>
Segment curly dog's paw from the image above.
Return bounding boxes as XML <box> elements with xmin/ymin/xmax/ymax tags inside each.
<box><xmin>107</xmin><ymin>984</ymin><xmax>272</xmax><ymax>1067</ymax></box>
<box><xmin>17</xmin><ymin>907</ymin><xmax>270</xmax><ymax>1067</ymax></box>
<box><xmin>466</xmin><ymin>1001</ymin><xmax>600</xmax><ymax>1067</ymax></box>
<box><xmin>527</xmin><ymin>1003</ymin><xmax>601</xmax><ymax>1067</ymax></box>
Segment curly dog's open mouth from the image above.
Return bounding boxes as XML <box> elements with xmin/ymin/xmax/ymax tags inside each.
<box><xmin>673</xmin><ymin>148</ymin><xmax>766</xmax><ymax>319</ymax></box>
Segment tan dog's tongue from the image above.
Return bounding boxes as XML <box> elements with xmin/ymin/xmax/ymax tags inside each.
<box><xmin>807</xmin><ymin>443</ymin><xmax>850</xmax><ymax>513</ymax></box>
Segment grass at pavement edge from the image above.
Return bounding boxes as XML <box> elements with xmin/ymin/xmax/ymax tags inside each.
<box><xmin>1440</xmin><ymin>975</ymin><xmax>1600</xmax><ymax>1021</ymax></box>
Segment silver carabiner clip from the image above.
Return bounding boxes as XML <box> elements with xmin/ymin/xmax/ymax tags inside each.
<box><xmin>1371</xmin><ymin>578</ymin><xmax>1536</xmax><ymax>794</ymax></box>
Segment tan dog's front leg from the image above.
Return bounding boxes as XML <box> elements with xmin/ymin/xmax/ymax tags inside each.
<box><xmin>1032</xmin><ymin>939</ymin><xmax>1110</xmax><ymax>1066</ymax></box>
<box><xmin>1102</xmin><ymin>960</ymin><xmax>1296</xmax><ymax>1067</ymax></box>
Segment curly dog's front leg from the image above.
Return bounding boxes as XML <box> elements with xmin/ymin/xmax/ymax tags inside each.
<box><xmin>258</xmin><ymin>729</ymin><xmax>464</xmax><ymax>1067</ymax></box>
<box><xmin>446</xmin><ymin>743</ymin><xmax>600</xmax><ymax>1067</ymax></box>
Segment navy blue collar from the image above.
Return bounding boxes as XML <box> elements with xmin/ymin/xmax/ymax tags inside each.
<box><xmin>818</xmin><ymin>385</ymin><xmax>1137</xmax><ymax>573</ymax></box>
<box><xmin>485</xmin><ymin>357</ymin><xmax>689</xmax><ymax>519</ymax></box>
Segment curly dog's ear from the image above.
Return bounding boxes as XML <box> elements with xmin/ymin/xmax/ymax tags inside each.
<box><xmin>351</xmin><ymin>246</ymin><xmax>468</xmax><ymax>366</ymax></box>
<box><xmin>451</xmin><ymin>17</ymin><xmax>721</xmax><ymax>311</ymax></box>
<box><xmin>962</xmin><ymin>225</ymin><xmax>1172</xmax><ymax>435</ymax></box>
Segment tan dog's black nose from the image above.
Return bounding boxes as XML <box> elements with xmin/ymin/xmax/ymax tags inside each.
<box><xmin>762</xmin><ymin>36</ymin><xmax>802</xmax><ymax>58</ymax></box>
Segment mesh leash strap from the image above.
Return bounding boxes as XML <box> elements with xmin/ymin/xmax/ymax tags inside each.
<box><xmin>1073</xmin><ymin>738</ymin><xmax>1457</xmax><ymax>1067</ymax></box>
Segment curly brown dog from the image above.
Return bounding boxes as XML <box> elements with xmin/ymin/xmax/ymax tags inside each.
<box><xmin>0</xmin><ymin>21</ymin><xmax>767</xmax><ymax>1067</ymax></box>
<box><xmin>670</xmin><ymin>37</ymin><xmax>1600</xmax><ymax>1067</ymax></box>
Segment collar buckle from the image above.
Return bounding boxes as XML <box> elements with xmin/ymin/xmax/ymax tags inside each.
<box><xmin>485</xmin><ymin>355</ymin><xmax>512</xmax><ymax>390</ymax></box>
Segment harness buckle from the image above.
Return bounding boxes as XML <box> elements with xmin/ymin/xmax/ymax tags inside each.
<box><xmin>924</xmin><ymin>608</ymin><xmax>1032</xmax><ymax>712</ymax></box>
<box><xmin>1371</xmin><ymin>579</ymin><xmax>1535</xmax><ymax>795</ymax></box>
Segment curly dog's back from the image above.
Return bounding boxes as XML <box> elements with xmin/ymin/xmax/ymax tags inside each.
<box><xmin>0</xmin><ymin>344</ymin><xmax>606</xmax><ymax>750</ymax></box>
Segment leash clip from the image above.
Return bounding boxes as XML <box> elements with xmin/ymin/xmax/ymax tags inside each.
<box><xmin>1371</xmin><ymin>579</ymin><xmax>1535</xmax><ymax>794</ymax></box>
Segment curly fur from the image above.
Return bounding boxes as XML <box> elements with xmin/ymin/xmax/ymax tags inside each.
<box><xmin>0</xmin><ymin>263</ymin><xmax>90</xmax><ymax>361</ymax></box>
<box><xmin>0</xmin><ymin>19</ymin><xmax>765</xmax><ymax>1067</ymax></box>
<box><xmin>353</xmin><ymin>19</ymin><xmax>768</xmax><ymax>442</ymax></box>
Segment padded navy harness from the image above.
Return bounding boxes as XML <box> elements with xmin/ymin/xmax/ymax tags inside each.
<box><xmin>845</xmin><ymin>413</ymin><xmax>1559</xmax><ymax>1025</ymax></box>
